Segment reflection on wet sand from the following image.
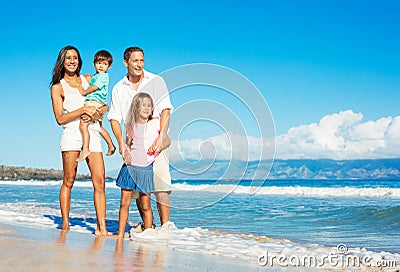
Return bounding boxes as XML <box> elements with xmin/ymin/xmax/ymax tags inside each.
<box><xmin>90</xmin><ymin>236</ymin><xmax>105</xmax><ymax>252</ymax></box>
<box><xmin>54</xmin><ymin>230</ymin><xmax>107</xmax><ymax>271</ymax></box>
<box><xmin>55</xmin><ymin>229</ymin><xmax>69</xmax><ymax>245</ymax></box>
<box><xmin>53</xmin><ymin>229</ymin><xmax>170</xmax><ymax>271</ymax></box>
<box><xmin>113</xmin><ymin>238</ymin><xmax>166</xmax><ymax>271</ymax></box>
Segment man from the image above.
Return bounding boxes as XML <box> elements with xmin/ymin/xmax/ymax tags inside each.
<box><xmin>108</xmin><ymin>46</ymin><xmax>173</xmax><ymax>228</ymax></box>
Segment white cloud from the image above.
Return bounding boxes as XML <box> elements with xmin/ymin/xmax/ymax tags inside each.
<box><xmin>276</xmin><ymin>110</ymin><xmax>400</xmax><ymax>159</ymax></box>
<box><xmin>170</xmin><ymin>110</ymin><xmax>400</xmax><ymax>161</ymax></box>
<box><xmin>170</xmin><ymin>132</ymin><xmax>274</xmax><ymax>162</ymax></box>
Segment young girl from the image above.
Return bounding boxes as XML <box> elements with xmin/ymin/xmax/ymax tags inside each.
<box><xmin>114</xmin><ymin>92</ymin><xmax>161</xmax><ymax>238</ymax></box>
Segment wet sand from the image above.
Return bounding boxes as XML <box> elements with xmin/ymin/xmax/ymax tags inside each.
<box><xmin>0</xmin><ymin>223</ymin><xmax>269</xmax><ymax>272</ymax></box>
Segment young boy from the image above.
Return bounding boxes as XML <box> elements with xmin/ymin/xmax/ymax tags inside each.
<box><xmin>76</xmin><ymin>50</ymin><xmax>116</xmax><ymax>162</ymax></box>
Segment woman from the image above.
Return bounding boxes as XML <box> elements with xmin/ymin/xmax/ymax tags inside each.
<box><xmin>50</xmin><ymin>45</ymin><xmax>108</xmax><ymax>236</ymax></box>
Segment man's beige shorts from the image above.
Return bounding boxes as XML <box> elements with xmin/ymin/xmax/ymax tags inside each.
<box><xmin>131</xmin><ymin>149</ymin><xmax>172</xmax><ymax>199</ymax></box>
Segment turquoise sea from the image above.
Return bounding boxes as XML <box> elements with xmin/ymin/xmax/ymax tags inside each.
<box><xmin>0</xmin><ymin>178</ymin><xmax>399</xmax><ymax>269</ymax></box>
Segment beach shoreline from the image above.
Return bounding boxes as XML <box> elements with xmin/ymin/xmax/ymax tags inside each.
<box><xmin>1</xmin><ymin>179</ymin><xmax>399</xmax><ymax>271</ymax></box>
<box><xmin>0</xmin><ymin>223</ymin><xmax>274</xmax><ymax>272</ymax></box>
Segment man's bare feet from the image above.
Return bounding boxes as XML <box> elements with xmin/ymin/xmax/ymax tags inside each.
<box><xmin>106</xmin><ymin>144</ymin><xmax>116</xmax><ymax>156</ymax></box>
<box><xmin>76</xmin><ymin>150</ymin><xmax>91</xmax><ymax>162</ymax></box>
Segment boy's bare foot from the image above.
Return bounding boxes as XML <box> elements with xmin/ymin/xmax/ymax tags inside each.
<box><xmin>76</xmin><ymin>150</ymin><xmax>91</xmax><ymax>162</ymax></box>
<box><xmin>106</xmin><ymin>144</ymin><xmax>116</xmax><ymax>156</ymax></box>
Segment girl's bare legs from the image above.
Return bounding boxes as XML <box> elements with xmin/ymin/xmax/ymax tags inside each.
<box><xmin>77</xmin><ymin>119</ymin><xmax>91</xmax><ymax>162</ymax></box>
<box><xmin>117</xmin><ymin>189</ymin><xmax>133</xmax><ymax>238</ymax></box>
<box><xmin>60</xmin><ymin>151</ymin><xmax>80</xmax><ymax>230</ymax></box>
<box><xmin>86</xmin><ymin>152</ymin><xmax>108</xmax><ymax>236</ymax></box>
<box><xmin>140</xmin><ymin>193</ymin><xmax>153</xmax><ymax>229</ymax></box>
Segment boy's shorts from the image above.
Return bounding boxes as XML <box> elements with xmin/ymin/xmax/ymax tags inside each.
<box><xmin>84</xmin><ymin>100</ymin><xmax>106</xmax><ymax>122</ymax></box>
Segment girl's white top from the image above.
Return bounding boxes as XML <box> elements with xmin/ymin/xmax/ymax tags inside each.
<box><xmin>129</xmin><ymin>118</ymin><xmax>160</xmax><ymax>167</ymax></box>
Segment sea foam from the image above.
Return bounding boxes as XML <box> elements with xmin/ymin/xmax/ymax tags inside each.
<box><xmin>130</xmin><ymin>222</ymin><xmax>400</xmax><ymax>270</ymax></box>
<box><xmin>0</xmin><ymin>199</ymin><xmax>399</xmax><ymax>270</ymax></box>
<box><xmin>1</xmin><ymin>180</ymin><xmax>399</xmax><ymax>198</ymax></box>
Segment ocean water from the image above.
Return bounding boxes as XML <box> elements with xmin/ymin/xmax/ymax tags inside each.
<box><xmin>0</xmin><ymin>178</ymin><xmax>399</xmax><ymax>270</ymax></box>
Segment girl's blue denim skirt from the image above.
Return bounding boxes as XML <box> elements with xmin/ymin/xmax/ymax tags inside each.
<box><xmin>115</xmin><ymin>164</ymin><xmax>154</xmax><ymax>194</ymax></box>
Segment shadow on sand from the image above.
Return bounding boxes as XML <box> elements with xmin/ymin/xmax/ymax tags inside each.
<box><xmin>44</xmin><ymin>215</ymin><xmax>124</xmax><ymax>234</ymax></box>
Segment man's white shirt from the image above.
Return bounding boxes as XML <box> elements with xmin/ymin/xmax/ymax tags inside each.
<box><xmin>108</xmin><ymin>70</ymin><xmax>173</xmax><ymax>125</ymax></box>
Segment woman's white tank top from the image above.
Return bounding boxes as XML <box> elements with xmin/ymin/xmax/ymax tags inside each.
<box><xmin>60</xmin><ymin>75</ymin><xmax>100</xmax><ymax>131</ymax></box>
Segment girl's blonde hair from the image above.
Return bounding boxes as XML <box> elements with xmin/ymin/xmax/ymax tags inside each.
<box><xmin>125</xmin><ymin>93</ymin><xmax>154</xmax><ymax>141</ymax></box>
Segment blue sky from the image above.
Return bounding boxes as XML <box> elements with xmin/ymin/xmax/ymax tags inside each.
<box><xmin>0</xmin><ymin>0</ymin><xmax>399</xmax><ymax>173</ymax></box>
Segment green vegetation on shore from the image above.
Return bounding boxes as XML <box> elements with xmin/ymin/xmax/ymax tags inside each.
<box><xmin>0</xmin><ymin>165</ymin><xmax>91</xmax><ymax>181</ymax></box>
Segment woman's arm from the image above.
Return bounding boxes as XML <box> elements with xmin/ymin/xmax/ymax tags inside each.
<box><xmin>51</xmin><ymin>84</ymin><xmax>99</xmax><ymax>126</ymax></box>
<box><xmin>98</xmin><ymin>104</ymin><xmax>109</xmax><ymax>116</ymax></box>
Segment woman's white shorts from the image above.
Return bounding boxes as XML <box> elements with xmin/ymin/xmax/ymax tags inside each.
<box><xmin>60</xmin><ymin>127</ymin><xmax>102</xmax><ymax>152</ymax></box>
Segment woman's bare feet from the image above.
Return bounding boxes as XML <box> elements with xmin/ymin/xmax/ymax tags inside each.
<box><xmin>95</xmin><ymin>228</ymin><xmax>110</xmax><ymax>237</ymax></box>
<box><xmin>61</xmin><ymin>223</ymin><xmax>70</xmax><ymax>232</ymax></box>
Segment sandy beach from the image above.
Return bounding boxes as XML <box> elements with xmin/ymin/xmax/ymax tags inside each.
<box><xmin>0</xmin><ymin>223</ymin><xmax>272</xmax><ymax>272</ymax></box>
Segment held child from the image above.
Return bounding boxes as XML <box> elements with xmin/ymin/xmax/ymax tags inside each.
<box><xmin>76</xmin><ymin>50</ymin><xmax>116</xmax><ymax>162</ymax></box>
<box><xmin>114</xmin><ymin>93</ymin><xmax>163</xmax><ymax>238</ymax></box>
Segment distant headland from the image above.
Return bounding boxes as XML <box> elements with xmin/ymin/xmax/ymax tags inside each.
<box><xmin>0</xmin><ymin>165</ymin><xmax>91</xmax><ymax>181</ymax></box>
